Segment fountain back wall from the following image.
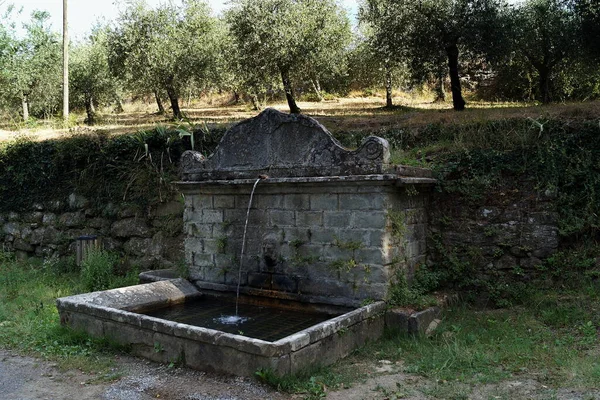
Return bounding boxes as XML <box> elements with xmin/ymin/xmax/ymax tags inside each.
<box><xmin>178</xmin><ymin>108</ymin><xmax>435</xmax><ymax>307</ymax></box>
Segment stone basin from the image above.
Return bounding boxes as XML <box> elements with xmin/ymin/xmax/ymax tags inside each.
<box><xmin>57</xmin><ymin>279</ymin><xmax>386</xmax><ymax>376</ymax></box>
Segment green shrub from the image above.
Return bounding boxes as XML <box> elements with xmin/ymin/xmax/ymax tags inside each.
<box><xmin>388</xmin><ymin>265</ymin><xmax>441</xmax><ymax>309</ymax></box>
<box><xmin>43</xmin><ymin>254</ymin><xmax>78</xmax><ymax>274</ymax></box>
<box><xmin>80</xmin><ymin>249</ymin><xmax>139</xmax><ymax>292</ymax></box>
<box><xmin>541</xmin><ymin>245</ymin><xmax>600</xmax><ymax>286</ymax></box>
<box><xmin>80</xmin><ymin>250</ymin><xmax>118</xmax><ymax>292</ymax></box>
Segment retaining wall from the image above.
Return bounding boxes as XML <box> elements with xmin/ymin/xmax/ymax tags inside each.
<box><xmin>0</xmin><ymin>193</ymin><xmax>184</xmax><ymax>269</ymax></box>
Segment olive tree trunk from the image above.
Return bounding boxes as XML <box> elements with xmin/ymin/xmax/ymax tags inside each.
<box><xmin>85</xmin><ymin>96</ymin><xmax>96</xmax><ymax>125</ymax></box>
<box><xmin>445</xmin><ymin>43</ymin><xmax>466</xmax><ymax>111</ymax></box>
<box><xmin>154</xmin><ymin>90</ymin><xmax>165</xmax><ymax>114</ymax></box>
<box><xmin>384</xmin><ymin>63</ymin><xmax>393</xmax><ymax>108</ymax></box>
<box><xmin>114</xmin><ymin>97</ymin><xmax>124</xmax><ymax>114</ymax></box>
<box><xmin>22</xmin><ymin>93</ymin><xmax>29</xmax><ymax>121</ymax></box>
<box><xmin>522</xmin><ymin>50</ymin><xmax>560</xmax><ymax>104</ymax></box>
<box><xmin>250</xmin><ymin>93</ymin><xmax>263</xmax><ymax>111</ymax></box>
<box><xmin>434</xmin><ymin>72</ymin><xmax>446</xmax><ymax>102</ymax></box>
<box><xmin>166</xmin><ymin>85</ymin><xmax>182</xmax><ymax>119</ymax></box>
<box><xmin>311</xmin><ymin>78</ymin><xmax>324</xmax><ymax>102</ymax></box>
<box><xmin>538</xmin><ymin>65</ymin><xmax>551</xmax><ymax>103</ymax></box>
<box><xmin>280</xmin><ymin>67</ymin><xmax>301</xmax><ymax>114</ymax></box>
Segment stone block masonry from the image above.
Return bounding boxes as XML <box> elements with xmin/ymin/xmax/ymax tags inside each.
<box><xmin>181</xmin><ymin>181</ymin><xmax>433</xmax><ymax>306</ymax></box>
<box><xmin>56</xmin><ymin>279</ymin><xmax>388</xmax><ymax>376</ymax></box>
<box><xmin>427</xmin><ymin>178</ymin><xmax>559</xmax><ymax>283</ymax></box>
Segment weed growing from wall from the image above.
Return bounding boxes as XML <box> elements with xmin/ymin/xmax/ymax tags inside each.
<box><xmin>289</xmin><ymin>240</ymin><xmax>320</xmax><ymax>268</ymax></box>
<box><xmin>387</xmin><ymin>262</ymin><xmax>441</xmax><ymax>309</ymax></box>
<box><xmin>328</xmin><ymin>237</ymin><xmax>365</xmax><ymax>276</ymax></box>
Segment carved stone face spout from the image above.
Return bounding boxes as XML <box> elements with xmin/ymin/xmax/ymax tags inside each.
<box><xmin>262</xmin><ymin>234</ymin><xmax>279</xmax><ymax>271</ymax></box>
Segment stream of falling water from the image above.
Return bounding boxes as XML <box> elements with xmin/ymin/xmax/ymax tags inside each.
<box><xmin>235</xmin><ymin>177</ymin><xmax>262</xmax><ymax>316</ymax></box>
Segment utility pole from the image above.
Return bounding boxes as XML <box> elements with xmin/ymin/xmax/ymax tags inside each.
<box><xmin>63</xmin><ymin>0</ymin><xmax>69</xmax><ymax>122</ymax></box>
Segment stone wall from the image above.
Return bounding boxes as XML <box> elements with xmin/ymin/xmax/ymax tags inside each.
<box><xmin>427</xmin><ymin>179</ymin><xmax>559</xmax><ymax>281</ymax></box>
<box><xmin>0</xmin><ymin>180</ymin><xmax>562</xmax><ymax>298</ymax></box>
<box><xmin>1</xmin><ymin>106</ymin><xmax>564</xmax><ymax>302</ymax></box>
<box><xmin>0</xmin><ymin>193</ymin><xmax>184</xmax><ymax>269</ymax></box>
<box><xmin>181</xmin><ymin>180</ymin><xmax>430</xmax><ymax>306</ymax></box>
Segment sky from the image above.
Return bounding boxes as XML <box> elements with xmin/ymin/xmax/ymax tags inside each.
<box><xmin>12</xmin><ymin>0</ymin><xmax>360</xmax><ymax>40</ymax></box>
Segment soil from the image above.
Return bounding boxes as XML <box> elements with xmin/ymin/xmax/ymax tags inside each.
<box><xmin>2</xmin><ymin>350</ymin><xmax>599</xmax><ymax>400</ymax></box>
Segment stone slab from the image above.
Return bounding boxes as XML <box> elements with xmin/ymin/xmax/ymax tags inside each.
<box><xmin>56</xmin><ymin>279</ymin><xmax>200</xmax><ymax>312</ymax></box>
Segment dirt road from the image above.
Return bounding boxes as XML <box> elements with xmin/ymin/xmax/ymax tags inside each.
<box><xmin>0</xmin><ymin>350</ymin><xmax>288</xmax><ymax>400</ymax></box>
<box><xmin>2</xmin><ymin>349</ymin><xmax>599</xmax><ymax>400</ymax></box>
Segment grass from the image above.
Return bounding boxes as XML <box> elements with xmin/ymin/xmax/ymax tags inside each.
<box><xmin>259</xmin><ymin>283</ymin><xmax>600</xmax><ymax>398</ymax></box>
<box><xmin>0</xmin><ymin>252</ymin><xmax>136</xmax><ymax>375</ymax></box>
<box><xmin>256</xmin><ymin>362</ymin><xmax>369</xmax><ymax>399</ymax></box>
<box><xmin>1</xmin><ymin>253</ymin><xmax>599</xmax><ymax>398</ymax></box>
<box><xmin>1</xmin><ymin>253</ymin><xmax>599</xmax><ymax>397</ymax></box>
<box><xmin>384</xmin><ymin>293</ymin><xmax>599</xmax><ymax>387</ymax></box>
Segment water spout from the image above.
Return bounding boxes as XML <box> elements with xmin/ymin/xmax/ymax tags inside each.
<box><xmin>235</xmin><ymin>176</ymin><xmax>264</xmax><ymax>316</ymax></box>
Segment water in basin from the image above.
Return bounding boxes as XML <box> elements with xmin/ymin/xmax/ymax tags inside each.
<box><xmin>140</xmin><ymin>296</ymin><xmax>345</xmax><ymax>342</ymax></box>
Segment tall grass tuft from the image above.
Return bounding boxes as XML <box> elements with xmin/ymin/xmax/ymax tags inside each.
<box><xmin>80</xmin><ymin>249</ymin><xmax>118</xmax><ymax>292</ymax></box>
<box><xmin>80</xmin><ymin>249</ymin><xmax>138</xmax><ymax>292</ymax></box>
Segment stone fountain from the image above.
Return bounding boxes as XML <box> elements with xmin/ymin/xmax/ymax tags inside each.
<box><xmin>179</xmin><ymin>108</ymin><xmax>434</xmax><ymax>306</ymax></box>
<box><xmin>57</xmin><ymin>109</ymin><xmax>435</xmax><ymax>376</ymax></box>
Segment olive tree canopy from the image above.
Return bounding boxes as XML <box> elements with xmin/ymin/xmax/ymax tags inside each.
<box><xmin>360</xmin><ymin>0</ymin><xmax>507</xmax><ymax>111</ymax></box>
<box><xmin>108</xmin><ymin>0</ymin><xmax>226</xmax><ymax>119</ymax></box>
<box><xmin>226</xmin><ymin>0</ymin><xmax>352</xmax><ymax>114</ymax></box>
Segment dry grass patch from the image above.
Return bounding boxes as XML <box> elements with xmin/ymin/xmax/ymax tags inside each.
<box><xmin>1</xmin><ymin>96</ymin><xmax>598</xmax><ymax>144</ymax></box>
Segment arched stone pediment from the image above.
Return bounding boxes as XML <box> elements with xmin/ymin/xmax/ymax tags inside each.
<box><xmin>181</xmin><ymin>108</ymin><xmax>390</xmax><ymax>181</ymax></box>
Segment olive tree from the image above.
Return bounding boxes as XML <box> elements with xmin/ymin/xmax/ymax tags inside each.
<box><xmin>108</xmin><ymin>0</ymin><xmax>226</xmax><ymax>119</ymax></box>
<box><xmin>70</xmin><ymin>28</ymin><xmax>121</xmax><ymax>124</ymax></box>
<box><xmin>1</xmin><ymin>10</ymin><xmax>62</xmax><ymax>120</ymax></box>
<box><xmin>225</xmin><ymin>35</ymin><xmax>279</xmax><ymax>110</ymax></box>
<box><xmin>0</xmin><ymin>4</ymin><xmax>17</xmax><ymax>112</ymax></box>
<box><xmin>293</xmin><ymin>1</ymin><xmax>352</xmax><ymax>102</ymax></box>
<box><xmin>509</xmin><ymin>0</ymin><xmax>579</xmax><ymax>103</ymax></box>
<box><xmin>227</xmin><ymin>0</ymin><xmax>352</xmax><ymax>114</ymax></box>
<box><xmin>359</xmin><ymin>0</ymin><xmax>411</xmax><ymax>107</ymax></box>
<box><xmin>574</xmin><ymin>0</ymin><xmax>600</xmax><ymax>60</ymax></box>
<box><xmin>361</xmin><ymin>0</ymin><xmax>507</xmax><ymax>111</ymax></box>
<box><xmin>345</xmin><ymin>26</ymin><xmax>409</xmax><ymax>106</ymax></box>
